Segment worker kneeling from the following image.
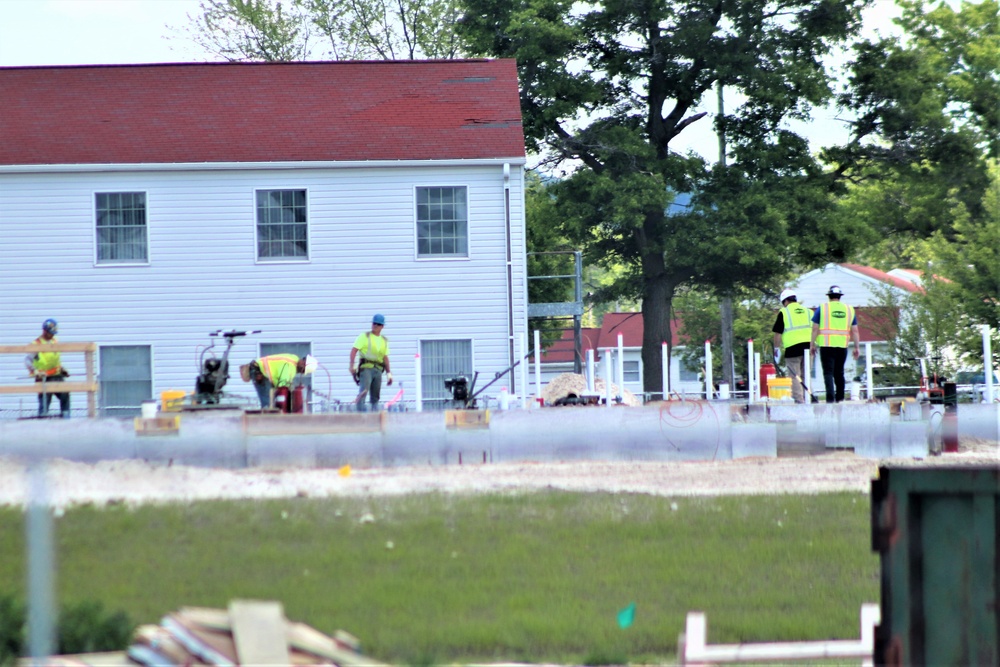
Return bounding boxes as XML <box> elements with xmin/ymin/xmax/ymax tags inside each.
<box><xmin>242</xmin><ymin>354</ymin><xmax>317</xmax><ymax>411</ymax></box>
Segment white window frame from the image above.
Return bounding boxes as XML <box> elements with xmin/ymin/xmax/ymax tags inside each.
<box><xmin>254</xmin><ymin>187</ymin><xmax>311</xmax><ymax>263</ymax></box>
<box><xmin>94</xmin><ymin>191</ymin><xmax>150</xmax><ymax>266</ymax></box>
<box><xmin>622</xmin><ymin>359</ymin><xmax>641</xmax><ymax>384</ymax></box>
<box><xmin>98</xmin><ymin>344</ymin><xmax>153</xmax><ymax>417</ymax></box>
<box><xmin>413</xmin><ymin>185</ymin><xmax>470</xmax><ymax>260</ymax></box>
<box><xmin>418</xmin><ymin>338</ymin><xmax>475</xmax><ymax>408</ymax></box>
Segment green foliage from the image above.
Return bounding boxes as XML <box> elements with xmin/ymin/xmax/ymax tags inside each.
<box><xmin>0</xmin><ymin>493</ymin><xmax>876</xmax><ymax>665</ymax></box>
<box><xmin>179</xmin><ymin>0</ymin><xmax>465</xmax><ymax>61</ymax></box>
<box><xmin>0</xmin><ymin>594</ymin><xmax>132</xmax><ymax>664</ymax></box>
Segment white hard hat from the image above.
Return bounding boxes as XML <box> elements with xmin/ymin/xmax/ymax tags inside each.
<box><xmin>779</xmin><ymin>289</ymin><xmax>796</xmax><ymax>303</ymax></box>
<box><xmin>303</xmin><ymin>354</ymin><xmax>318</xmax><ymax>375</ymax></box>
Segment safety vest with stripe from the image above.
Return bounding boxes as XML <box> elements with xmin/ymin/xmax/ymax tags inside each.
<box><xmin>780</xmin><ymin>304</ymin><xmax>813</xmax><ymax>348</ymax></box>
<box><xmin>816</xmin><ymin>301</ymin><xmax>854</xmax><ymax>348</ymax></box>
<box><xmin>32</xmin><ymin>336</ymin><xmax>63</xmax><ymax>376</ymax></box>
<box><xmin>354</xmin><ymin>332</ymin><xmax>389</xmax><ymax>369</ymax></box>
<box><xmin>256</xmin><ymin>354</ymin><xmax>299</xmax><ymax>387</ymax></box>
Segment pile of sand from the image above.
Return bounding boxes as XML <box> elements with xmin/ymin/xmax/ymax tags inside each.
<box><xmin>541</xmin><ymin>373</ymin><xmax>641</xmax><ymax>407</ymax></box>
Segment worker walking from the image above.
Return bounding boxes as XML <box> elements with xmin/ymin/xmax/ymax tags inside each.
<box><xmin>350</xmin><ymin>314</ymin><xmax>392</xmax><ymax>412</ymax></box>
<box><xmin>811</xmin><ymin>285</ymin><xmax>861</xmax><ymax>403</ymax></box>
<box><xmin>772</xmin><ymin>289</ymin><xmax>813</xmax><ymax>404</ymax></box>
<box><xmin>26</xmin><ymin>318</ymin><xmax>71</xmax><ymax>418</ymax></box>
<box><xmin>246</xmin><ymin>354</ymin><xmax>317</xmax><ymax>410</ymax></box>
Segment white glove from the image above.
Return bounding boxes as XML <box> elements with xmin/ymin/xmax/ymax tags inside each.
<box><xmin>386</xmin><ymin>372</ymin><xmax>393</xmax><ymax>386</ymax></box>
<box><xmin>774</xmin><ymin>349</ymin><xmax>782</xmax><ymax>364</ymax></box>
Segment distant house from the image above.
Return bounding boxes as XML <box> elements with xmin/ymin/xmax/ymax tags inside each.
<box><xmin>0</xmin><ymin>60</ymin><xmax>527</xmax><ymax>416</ymax></box>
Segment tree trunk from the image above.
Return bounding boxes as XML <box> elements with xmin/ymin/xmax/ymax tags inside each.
<box><xmin>720</xmin><ymin>294</ymin><xmax>734</xmax><ymax>389</ymax></box>
<box><xmin>641</xmin><ymin>276</ymin><xmax>676</xmax><ymax>398</ymax></box>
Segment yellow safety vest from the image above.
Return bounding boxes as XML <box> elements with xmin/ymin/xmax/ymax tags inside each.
<box><xmin>354</xmin><ymin>332</ymin><xmax>388</xmax><ymax>368</ymax></box>
<box><xmin>32</xmin><ymin>336</ymin><xmax>63</xmax><ymax>376</ymax></box>
<box><xmin>817</xmin><ymin>302</ymin><xmax>854</xmax><ymax>348</ymax></box>
<box><xmin>256</xmin><ymin>354</ymin><xmax>299</xmax><ymax>387</ymax></box>
<box><xmin>780</xmin><ymin>304</ymin><xmax>813</xmax><ymax>348</ymax></box>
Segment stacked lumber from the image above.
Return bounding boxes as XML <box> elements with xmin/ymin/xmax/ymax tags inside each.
<box><xmin>126</xmin><ymin>600</ymin><xmax>386</xmax><ymax>667</ymax></box>
<box><xmin>541</xmin><ymin>373</ymin><xmax>641</xmax><ymax>407</ymax></box>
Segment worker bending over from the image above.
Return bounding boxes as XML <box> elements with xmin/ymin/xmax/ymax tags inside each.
<box><xmin>350</xmin><ymin>314</ymin><xmax>392</xmax><ymax>412</ymax></box>
<box><xmin>245</xmin><ymin>353</ymin><xmax>317</xmax><ymax>410</ymax></box>
<box><xmin>26</xmin><ymin>318</ymin><xmax>71</xmax><ymax>418</ymax></box>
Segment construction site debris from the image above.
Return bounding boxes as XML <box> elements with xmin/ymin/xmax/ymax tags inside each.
<box><xmin>541</xmin><ymin>373</ymin><xmax>641</xmax><ymax>407</ymax></box>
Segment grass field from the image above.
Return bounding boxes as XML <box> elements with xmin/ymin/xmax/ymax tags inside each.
<box><xmin>0</xmin><ymin>491</ymin><xmax>878</xmax><ymax>665</ymax></box>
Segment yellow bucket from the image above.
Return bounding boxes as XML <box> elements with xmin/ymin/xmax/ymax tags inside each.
<box><xmin>160</xmin><ymin>389</ymin><xmax>188</xmax><ymax>412</ymax></box>
<box><xmin>767</xmin><ymin>377</ymin><xmax>792</xmax><ymax>400</ymax></box>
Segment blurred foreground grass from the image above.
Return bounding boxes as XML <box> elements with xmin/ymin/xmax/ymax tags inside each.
<box><xmin>0</xmin><ymin>491</ymin><xmax>877</xmax><ymax>665</ymax></box>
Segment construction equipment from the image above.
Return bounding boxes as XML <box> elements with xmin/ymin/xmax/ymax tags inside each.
<box><xmin>194</xmin><ymin>330</ymin><xmax>260</xmax><ymax>405</ymax></box>
<box><xmin>912</xmin><ymin>356</ymin><xmax>946</xmax><ymax>403</ymax></box>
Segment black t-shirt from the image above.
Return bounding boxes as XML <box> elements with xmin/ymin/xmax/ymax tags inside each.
<box><xmin>772</xmin><ymin>311</ymin><xmax>810</xmax><ymax>358</ymax></box>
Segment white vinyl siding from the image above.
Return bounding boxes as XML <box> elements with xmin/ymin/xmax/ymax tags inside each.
<box><xmin>99</xmin><ymin>345</ymin><xmax>152</xmax><ymax>417</ymax></box>
<box><xmin>0</xmin><ymin>163</ymin><xmax>527</xmax><ymax>416</ymax></box>
<box><xmin>416</xmin><ymin>186</ymin><xmax>468</xmax><ymax>258</ymax></box>
<box><xmin>420</xmin><ymin>339</ymin><xmax>473</xmax><ymax>408</ymax></box>
<box><xmin>95</xmin><ymin>191</ymin><xmax>148</xmax><ymax>264</ymax></box>
<box><xmin>256</xmin><ymin>189</ymin><xmax>308</xmax><ymax>261</ymax></box>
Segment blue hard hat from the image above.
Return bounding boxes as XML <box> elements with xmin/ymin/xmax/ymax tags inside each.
<box><xmin>42</xmin><ymin>318</ymin><xmax>58</xmax><ymax>335</ymax></box>
<box><xmin>372</xmin><ymin>313</ymin><xmax>385</xmax><ymax>325</ymax></box>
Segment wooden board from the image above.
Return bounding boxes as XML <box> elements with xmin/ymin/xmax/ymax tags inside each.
<box><xmin>0</xmin><ymin>382</ymin><xmax>98</xmax><ymax>395</ymax></box>
<box><xmin>134</xmin><ymin>416</ymin><xmax>181</xmax><ymax>436</ymax></box>
<box><xmin>445</xmin><ymin>409</ymin><xmax>490</xmax><ymax>429</ymax></box>
<box><xmin>229</xmin><ymin>600</ymin><xmax>290</xmax><ymax>667</ymax></box>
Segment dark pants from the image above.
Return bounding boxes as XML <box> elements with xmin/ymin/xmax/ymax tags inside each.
<box><xmin>819</xmin><ymin>347</ymin><xmax>848</xmax><ymax>403</ymax></box>
<box><xmin>355</xmin><ymin>367</ymin><xmax>382</xmax><ymax>412</ymax></box>
<box><xmin>37</xmin><ymin>375</ymin><xmax>70</xmax><ymax>418</ymax></box>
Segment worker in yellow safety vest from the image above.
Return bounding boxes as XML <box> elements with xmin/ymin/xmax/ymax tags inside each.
<box><xmin>25</xmin><ymin>318</ymin><xmax>71</xmax><ymax>418</ymax></box>
<box><xmin>810</xmin><ymin>285</ymin><xmax>861</xmax><ymax>403</ymax></box>
<box><xmin>246</xmin><ymin>353</ymin><xmax>317</xmax><ymax>409</ymax></box>
<box><xmin>349</xmin><ymin>313</ymin><xmax>393</xmax><ymax>412</ymax></box>
<box><xmin>772</xmin><ymin>289</ymin><xmax>813</xmax><ymax>404</ymax></box>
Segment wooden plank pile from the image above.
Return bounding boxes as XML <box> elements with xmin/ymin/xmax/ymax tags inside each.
<box><xmin>31</xmin><ymin>600</ymin><xmax>387</xmax><ymax>667</ymax></box>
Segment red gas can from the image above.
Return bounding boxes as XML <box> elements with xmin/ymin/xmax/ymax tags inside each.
<box><xmin>273</xmin><ymin>387</ymin><xmax>291</xmax><ymax>413</ymax></box>
<box><xmin>292</xmin><ymin>385</ymin><xmax>305</xmax><ymax>414</ymax></box>
<box><xmin>759</xmin><ymin>363</ymin><xmax>777</xmax><ymax>398</ymax></box>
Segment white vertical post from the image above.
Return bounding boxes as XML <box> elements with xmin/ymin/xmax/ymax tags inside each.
<box><xmin>603</xmin><ymin>350</ymin><xmax>613</xmax><ymax>408</ymax></box>
<box><xmin>414</xmin><ymin>353</ymin><xmax>423</xmax><ymax>412</ymax></box>
<box><xmin>499</xmin><ymin>387</ymin><xmax>509</xmax><ymax>410</ymax></box>
<box><xmin>661</xmin><ymin>341</ymin><xmax>669</xmax><ymax>401</ymax></box>
<box><xmin>747</xmin><ymin>339</ymin><xmax>755</xmax><ymax>402</ymax></box>
<box><xmin>754</xmin><ymin>352</ymin><xmax>762</xmax><ymax>401</ymax></box>
<box><xmin>586</xmin><ymin>349</ymin><xmax>595</xmax><ymax>392</ymax></box>
<box><xmin>983</xmin><ymin>325</ymin><xmax>995</xmax><ymax>403</ymax></box>
<box><xmin>804</xmin><ymin>351</ymin><xmax>812</xmax><ymax>398</ymax></box>
<box><xmin>865</xmin><ymin>343</ymin><xmax>873</xmax><ymax>401</ymax></box>
<box><xmin>617</xmin><ymin>333</ymin><xmax>625</xmax><ymax>401</ymax></box>
<box><xmin>520</xmin><ymin>332</ymin><xmax>529</xmax><ymax>410</ymax></box>
<box><xmin>533</xmin><ymin>329</ymin><xmax>542</xmax><ymax>406</ymax></box>
<box><xmin>27</xmin><ymin>463</ymin><xmax>56</xmax><ymax>662</ymax></box>
<box><xmin>704</xmin><ymin>340</ymin><xmax>713</xmax><ymax>400</ymax></box>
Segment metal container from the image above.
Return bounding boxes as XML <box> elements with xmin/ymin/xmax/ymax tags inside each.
<box><xmin>871</xmin><ymin>465</ymin><xmax>999</xmax><ymax>665</ymax></box>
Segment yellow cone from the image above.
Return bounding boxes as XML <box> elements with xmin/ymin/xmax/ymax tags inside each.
<box><xmin>339</xmin><ymin>464</ymin><xmax>352</xmax><ymax>477</ymax></box>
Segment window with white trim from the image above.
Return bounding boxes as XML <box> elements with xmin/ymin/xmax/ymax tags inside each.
<box><xmin>420</xmin><ymin>339</ymin><xmax>473</xmax><ymax>408</ymax></box>
<box><xmin>256</xmin><ymin>189</ymin><xmax>308</xmax><ymax>260</ymax></box>
<box><xmin>679</xmin><ymin>358</ymin><xmax>700</xmax><ymax>382</ymax></box>
<box><xmin>99</xmin><ymin>345</ymin><xmax>152</xmax><ymax>417</ymax></box>
<box><xmin>96</xmin><ymin>192</ymin><xmax>147</xmax><ymax>263</ymax></box>
<box><xmin>417</xmin><ymin>186</ymin><xmax>468</xmax><ymax>257</ymax></box>
<box><xmin>622</xmin><ymin>360</ymin><xmax>641</xmax><ymax>383</ymax></box>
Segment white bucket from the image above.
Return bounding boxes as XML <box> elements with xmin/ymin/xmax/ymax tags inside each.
<box><xmin>140</xmin><ymin>400</ymin><xmax>158</xmax><ymax>419</ymax></box>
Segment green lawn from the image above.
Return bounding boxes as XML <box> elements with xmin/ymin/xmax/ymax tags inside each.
<box><xmin>0</xmin><ymin>491</ymin><xmax>878</xmax><ymax>665</ymax></box>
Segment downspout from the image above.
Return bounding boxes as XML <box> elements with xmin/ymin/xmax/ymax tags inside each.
<box><xmin>504</xmin><ymin>163</ymin><xmax>516</xmax><ymax>391</ymax></box>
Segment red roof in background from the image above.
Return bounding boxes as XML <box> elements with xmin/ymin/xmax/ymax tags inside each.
<box><xmin>840</xmin><ymin>264</ymin><xmax>923</xmax><ymax>293</ymax></box>
<box><xmin>0</xmin><ymin>60</ymin><xmax>524</xmax><ymax>166</ymax></box>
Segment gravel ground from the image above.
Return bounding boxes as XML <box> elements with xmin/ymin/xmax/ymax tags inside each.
<box><xmin>1</xmin><ymin>439</ymin><xmax>996</xmax><ymax>510</ymax></box>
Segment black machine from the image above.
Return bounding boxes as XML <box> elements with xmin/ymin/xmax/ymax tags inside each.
<box><xmin>444</xmin><ymin>351</ymin><xmax>535</xmax><ymax>409</ymax></box>
<box><xmin>194</xmin><ymin>330</ymin><xmax>260</xmax><ymax>404</ymax></box>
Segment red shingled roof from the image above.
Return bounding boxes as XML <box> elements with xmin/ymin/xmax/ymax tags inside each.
<box><xmin>839</xmin><ymin>264</ymin><xmax>923</xmax><ymax>293</ymax></box>
<box><xmin>0</xmin><ymin>60</ymin><xmax>524</xmax><ymax>166</ymax></box>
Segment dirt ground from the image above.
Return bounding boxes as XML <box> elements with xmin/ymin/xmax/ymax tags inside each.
<box><xmin>0</xmin><ymin>438</ymin><xmax>996</xmax><ymax>510</ymax></box>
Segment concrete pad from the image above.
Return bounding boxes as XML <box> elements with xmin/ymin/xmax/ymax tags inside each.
<box><xmin>732</xmin><ymin>423</ymin><xmax>777</xmax><ymax>459</ymax></box>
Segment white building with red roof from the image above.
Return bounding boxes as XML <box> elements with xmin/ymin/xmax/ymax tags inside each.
<box><xmin>0</xmin><ymin>60</ymin><xmax>528</xmax><ymax>415</ymax></box>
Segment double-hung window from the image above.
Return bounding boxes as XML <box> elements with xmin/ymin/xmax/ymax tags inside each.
<box><xmin>96</xmin><ymin>192</ymin><xmax>147</xmax><ymax>264</ymax></box>
<box><xmin>256</xmin><ymin>189</ymin><xmax>308</xmax><ymax>260</ymax></box>
<box><xmin>416</xmin><ymin>186</ymin><xmax>468</xmax><ymax>257</ymax></box>
<box><xmin>419</xmin><ymin>339</ymin><xmax>473</xmax><ymax>408</ymax></box>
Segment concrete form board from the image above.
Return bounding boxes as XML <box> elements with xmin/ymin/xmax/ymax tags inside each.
<box><xmin>889</xmin><ymin>422</ymin><xmax>930</xmax><ymax>458</ymax></box>
<box><xmin>731</xmin><ymin>423</ymin><xmax>777</xmax><ymax>458</ymax></box>
<box><xmin>957</xmin><ymin>403</ymin><xmax>1000</xmax><ymax>443</ymax></box>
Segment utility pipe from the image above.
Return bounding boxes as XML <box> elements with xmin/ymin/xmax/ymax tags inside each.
<box><xmin>414</xmin><ymin>353</ymin><xmax>423</xmax><ymax>412</ymax></box>
<box><xmin>533</xmin><ymin>329</ymin><xmax>542</xmax><ymax>405</ymax></box>
<box><xmin>865</xmin><ymin>343</ymin><xmax>873</xmax><ymax>402</ymax></box>
<box><xmin>617</xmin><ymin>333</ymin><xmax>625</xmax><ymax>402</ymax></box>
<box><xmin>520</xmin><ymin>333</ymin><xmax>529</xmax><ymax>410</ymax></box>
<box><xmin>704</xmin><ymin>340</ymin><xmax>713</xmax><ymax>400</ymax></box>
<box><xmin>754</xmin><ymin>352</ymin><xmax>762</xmax><ymax>402</ymax></box>
<box><xmin>984</xmin><ymin>325</ymin><xmax>995</xmax><ymax>403</ymax></box>
<box><xmin>747</xmin><ymin>340</ymin><xmax>755</xmax><ymax>402</ymax></box>
<box><xmin>804</xmin><ymin>352</ymin><xmax>812</xmax><ymax>400</ymax></box>
<box><xmin>603</xmin><ymin>350</ymin><xmax>612</xmax><ymax>408</ymax></box>
<box><xmin>661</xmin><ymin>342</ymin><xmax>669</xmax><ymax>400</ymax></box>
<box><xmin>586</xmin><ymin>349</ymin><xmax>595</xmax><ymax>393</ymax></box>
<box><xmin>27</xmin><ymin>462</ymin><xmax>56</xmax><ymax>662</ymax></box>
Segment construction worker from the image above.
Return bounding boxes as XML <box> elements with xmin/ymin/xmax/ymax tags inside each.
<box><xmin>811</xmin><ymin>285</ymin><xmax>861</xmax><ymax>403</ymax></box>
<box><xmin>772</xmin><ymin>289</ymin><xmax>813</xmax><ymax>404</ymax></box>
<box><xmin>247</xmin><ymin>353</ymin><xmax>317</xmax><ymax>410</ymax></box>
<box><xmin>25</xmin><ymin>318</ymin><xmax>71</xmax><ymax>418</ymax></box>
<box><xmin>350</xmin><ymin>314</ymin><xmax>392</xmax><ymax>412</ymax></box>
